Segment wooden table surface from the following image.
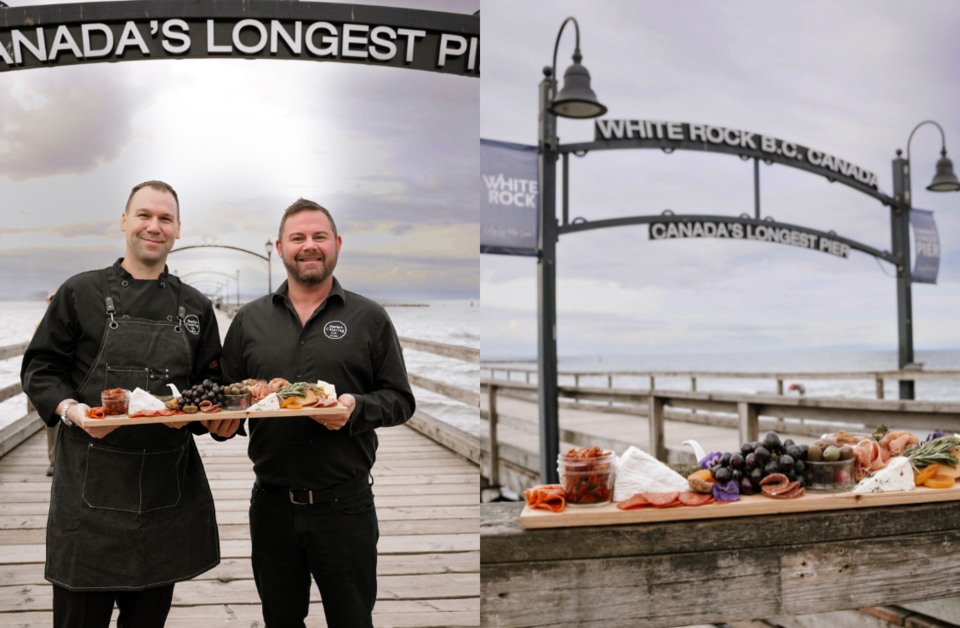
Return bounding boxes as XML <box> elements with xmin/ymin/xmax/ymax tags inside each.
<box><xmin>481</xmin><ymin>501</ymin><xmax>960</xmax><ymax>628</ymax></box>
<box><xmin>0</xmin><ymin>425</ymin><xmax>480</xmax><ymax>627</ymax></box>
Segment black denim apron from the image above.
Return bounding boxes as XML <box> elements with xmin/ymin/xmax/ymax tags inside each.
<box><xmin>45</xmin><ymin>268</ymin><xmax>220</xmax><ymax>591</ymax></box>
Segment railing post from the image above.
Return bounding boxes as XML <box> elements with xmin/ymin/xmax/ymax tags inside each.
<box><xmin>526</xmin><ymin>371</ymin><xmax>530</xmax><ymax>384</ymax></box>
<box><xmin>777</xmin><ymin>378</ymin><xmax>784</xmax><ymax>395</ymax></box>
<box><xmin>738</xmin><ymin>402</ymin><xmax>758</xmax><ymax>445</ymax></box>
<box><xmin>691</xmin><ymin>377</ymin><xmax>697</xmax><ymax>414</ymax></box>
<box><xmin>488</xmin><ymin>384</ymin><xmax>499</xmax><ymax>488</ymax></box>
<box><xmin>649</xmin><ymin>376</ymin><xmax>655</xmax><ymax>390</ymax></box>
<box><xmin>608</xmin><ymin>374</ymin><xmax>613</xmax><ymax>406</ymax></box>
<box><xmin>876</xmin><ymin>377</ymin><xmax>884</xmax><ymax>400</ymax></box>
<box><xmin>648</xmin><ymin>394</ymin><xmax>666</xmax><ymax>462</ymax></box>
<box><xmin>574</xmin><ymin>374</ymin><xmax>579</xmax><ymax>388</ymax></box>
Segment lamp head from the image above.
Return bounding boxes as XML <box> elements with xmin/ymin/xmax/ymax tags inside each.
<box><xmin>927</xmin><ymin>151</ymin><xmax>960</xmax><ymax>192</ymax></box>
<box><xmin>549</xmin><ymin>50</ymin><xmax>607</xmax><ymax>119</ymax></box>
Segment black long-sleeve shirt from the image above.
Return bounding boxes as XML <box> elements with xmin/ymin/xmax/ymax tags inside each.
<box><xmin>21</xmin><ymin>259</ymin><xmax>222</xmax><ymax>436</ymax></box>
<box><xmin>220</xmin><ymin>277</ymin><xmax>415</xmax><ymax>490</ymax></box>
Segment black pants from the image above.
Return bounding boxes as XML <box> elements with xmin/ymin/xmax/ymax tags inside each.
<box><xmin>53</xmin><ymin>583</ymin><xmax>174</xmax><ymax>628</ymax></box>
<box><xmin>249</xmin><ymin>482</ymin><xmax>379</xmax><ymax>628</ymax></box>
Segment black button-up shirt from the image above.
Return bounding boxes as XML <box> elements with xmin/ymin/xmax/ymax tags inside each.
<box><xmin>220</xmin><ymin>277</ymin><xmax>415</xmax><ymax>490</ymax></box>
<box><xmin>21</xmin><ymin>259</ymin><xmax>222</xmax><ymax>435</ymax></box>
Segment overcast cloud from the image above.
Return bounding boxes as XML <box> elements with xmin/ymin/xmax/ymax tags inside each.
<box><xmin>1</xmin><ymin>0</ymin><xmax>479</xmax><ymax>301</ymax></box>
<box><xmin>481</xmin><ymin>0</ymin><xmax>960</xmax><ymax>358</ymax></box>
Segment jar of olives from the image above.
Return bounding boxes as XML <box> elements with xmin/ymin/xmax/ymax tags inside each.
<box><xmin>222</xmin><ymin>384</ymin><xmax>252</xmax><ymax>411</ymax></box>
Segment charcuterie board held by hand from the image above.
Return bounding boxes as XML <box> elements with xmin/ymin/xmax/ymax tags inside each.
<box><xmin>520</xmin><ymin>483</ymin><xmax>960</xmax><ymax>529</ymax></box>
<box><xmin>75</xmin><ymin>404</ymin><xmax>348</xmax><ymax>429</ymax></box>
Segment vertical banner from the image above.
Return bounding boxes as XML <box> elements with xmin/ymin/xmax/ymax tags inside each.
<box><xmin>910</xmin><ymin>209</ymin><xmax>940</xmax><ymax>284</ymax></box>
<box><xmin>480</xmin><ymin>139</ymin><xmax>539</xmax><ymax>256</ymax></box>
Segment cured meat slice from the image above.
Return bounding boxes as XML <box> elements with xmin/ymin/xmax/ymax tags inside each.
<box><xmin>645</xmin><ymin>492</ymin><xmax>680</xmax><ymax>507</ymax></box>
<box><xmin>523</xmin><ymin>484</ymin><xmax>566</xmax><ymax>513</ymax></box>
<box><xmin>770</xmin><ymin>484</ymin><xmax>804</xmax><ymax>499</ymax></box>
<box><xmin>315</xmin><ymin>398</ymin><xmax>339</xmax><ymax>408</ymax></box>
<box><xmin>678</xmin><ymin>491</ymin><xmax>713</xmax><ymax>506</ymax></box>
<box><xmin>616</xmin><ymin>494</ymin><xmax>651</xmax><ymax>510</ymax></box>
<box><xmin>158</xmin><ymin>409</ymin><xmax>176</xmax><ymax>416</ymax></box>
<box><xmin>764</xmin><ymin>481</ymin><xmax>799</xmax><ymax>497</ymax></box>
<box><xmin>761</xmin><ymin>481</ymin><xmax>796</xmax><ymax>497</ymax></box>
<box><xmin>759</xmin><ymin>473</ymin><xmax>789</xmax><ymax>486</ymax></box>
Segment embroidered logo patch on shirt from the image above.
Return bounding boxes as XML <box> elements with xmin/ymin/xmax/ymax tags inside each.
<box><xmin>184</xmin><ymin>314</ymin><xmax>201</xmax><ymax>335</ymax></box>
<box><xmin>324</xmin><ymin>320</ymin><xmax>347</xmax><ymax>339</ymax></box>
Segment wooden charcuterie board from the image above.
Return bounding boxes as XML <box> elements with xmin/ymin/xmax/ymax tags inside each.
<box><xmin>520</xmin><ymin>484</ymin><xmax>960</xmax><ymax>529</ymax></box>
<box><xmin>75</xmin><ymin>404</ymin><xmax>347</xmax><ymax>428</ymax></box>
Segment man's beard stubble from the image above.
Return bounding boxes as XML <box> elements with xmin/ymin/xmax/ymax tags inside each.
<box><xmin>282</xmin><ymin>250</ymin><xmax>338</xmax><ymax>287</ymax></box>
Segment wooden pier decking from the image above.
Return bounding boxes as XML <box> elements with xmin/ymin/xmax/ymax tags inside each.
<box><xmin>0</xmin><ymin>424</ymin><xmax>480</xmax><ymax>627</ymax></box>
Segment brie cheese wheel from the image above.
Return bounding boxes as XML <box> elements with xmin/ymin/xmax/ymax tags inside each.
<box><xmin>316</xmin><ymin>380</ymin><xmax>337</xmax><ymax>400</ymax></box>
<box><xmin>852</xmin><ymin>456</ymin><xmax>915</xmax><ymax>494</ymax></box>
<box><xmin>249</xmin><ymin>393</ymin><xmax>280</xmax><ymax>412</ymax></box>
<box><xmin>613</xmin><ymin>446</ymin><xmax>690</xmax><ymax>502</ymax></box>
<box><xmin>127</xmin><ymin>388</ymin><xmax>166</xmax><ymax>415</ymax></box>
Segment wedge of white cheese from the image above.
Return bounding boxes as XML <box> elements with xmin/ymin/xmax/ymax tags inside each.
<box><xmin>128</xmin><ymin>388</ymin><xmax>166</xmax><ymax>415</ymax></box>
<box><xmin>613</xmin><ymin>446</ymin><xmax>689</xmax><ymax>502</ymax></box>
<box><xmin>852</xmin><ymin>456</ymin><xmax>915</xmax><ymax>494</ymax></box>
<box><xmin>316</xmin><ymin>380</ymin><xmax>337</xmax><ymax>400</ymax></box>
<box><xmin>249</xmin><ymin>393</ymin><xmax>280</xmax><ymax>412</ymax></box>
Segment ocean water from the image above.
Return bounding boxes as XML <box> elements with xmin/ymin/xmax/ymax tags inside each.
<box><xmin>483</xmin><ymin>350</ymin><xmax>960</xmax><ymax>401</ymax></box>
<box><xmin>0</xmin><ymin>300</ymin><xmax>481</xmax><ymax>437</ymax></box>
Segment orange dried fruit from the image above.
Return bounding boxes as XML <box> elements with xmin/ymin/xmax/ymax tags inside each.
<box><xmin>914</xmin><ymin>464</ymin><xmax>939</xmax><ymax>486</ymax></box>
<box><xmin>923</xmin><ymin>474</ymin><xmax>956</xmax><ymax>489</ymax></box>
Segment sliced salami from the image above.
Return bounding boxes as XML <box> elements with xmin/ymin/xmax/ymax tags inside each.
<box><xmin>645</xmin><ymin>492</ymin><xmax>680</xmax><ymax>507</ymax></box>
<box><xmin>763</xmin><ymin>480</ymin><xmax>800</xmax><ymax>497</ymax></box>
<box><xmin>770</xmin><ymin>484</ymin><xmax>804</xmax><ymax>499</ymax></box>
<box><xmin>678</xmin><ymin>491</ymin><xmax>713</xmax><ymax>506</ymax></box>
<box><xmin>759</xmin><ymin>473</ymin><xmax>789</xmax><ymax>486</ymax></box>
<box><xmin>616</xmin><ymin>494</ymin><xmax>651</xmax><ymax>510</ymax></box>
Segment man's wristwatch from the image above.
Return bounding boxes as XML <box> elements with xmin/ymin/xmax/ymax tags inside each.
<box><xmin>60</xmin><ymin>402</ymin><xmax>78</xmax><ymax>427</ymax></box>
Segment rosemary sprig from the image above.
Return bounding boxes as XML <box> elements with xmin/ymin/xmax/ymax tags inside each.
<box><xmin>901</xmin><ymin>436</ymin><xmax>960</xmax><ymax>471</ymax></box>
<box><xmin>276</xmin><ymin>382</ymin><xmax>322</xmax><ymax>400</ymax></box>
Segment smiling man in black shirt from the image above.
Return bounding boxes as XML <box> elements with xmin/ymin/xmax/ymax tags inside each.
<box><xmin>220</xmin><ymin>199</ymin><xmax>415</xmax><ymax>628</ymax></box>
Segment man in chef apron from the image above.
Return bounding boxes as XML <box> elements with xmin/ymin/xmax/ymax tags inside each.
<box><xmin>220</xmin><ymin>199</ymin><xmax>415</xmax><ymax>628</ymax></box>
<box><xmin>21</xmin><ymin>181</ymin><xmax>241</xmax><ymax>627</ymax></box>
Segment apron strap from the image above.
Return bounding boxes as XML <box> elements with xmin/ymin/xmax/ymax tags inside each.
<box><xmin>99</xmin><ymin>269</ymin><xmax>119</xmax><ymax>330</ymax></box>
<box><xmin>173</xmin><ymin>274</ymin><xmax>185</xmax><ymax>334</ymax></box>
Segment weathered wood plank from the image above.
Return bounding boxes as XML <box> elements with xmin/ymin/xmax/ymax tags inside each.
<box><xmin>399</xmin><ymin>337</ymin><xmax>480</xmax><ymax>364</ymax></box>
<box><xmin>481</xmin><ymin>502</ymin><xmax>960</xmax><ymax>563</ymax></box>
<box><xmin>408</xmin><ymin>374</ymin><xmax>480</xmax><ymax>408</ymax></box>
<box><xmin>0</xmin><ymin>342</ymin><xmax>29</xmax><ymax>362</ymax></box>
<box><xmin>0</xmin><ymin>552</ymin><xmax>480</xmax><ymax>587</ymax></box>
<box><xmin>407</xmin><ymin>411</ymin><xmax>481</xmax><ymax>464</ymax></box>
<box><xmin>8</xmin><ymin>604</ymin><xmax>479</xmax><ymax>628</ymax></box>
<box><xmin>0</xmin><ymin>516</ymin><xmax>479</xmax><ymax>545</ymax></box>
<box><xmin>0</xmin><ymin>573</ymin><xmax>480</xmax><ymax>610</ymax></box>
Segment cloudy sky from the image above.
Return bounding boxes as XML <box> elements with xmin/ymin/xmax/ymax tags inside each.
<box><xmin>0</xmin><ymin>0</ymin><xmax>479</xmax><ymax>303</ymax></box>
<box><xmin>481</xmin><ymin>0</ymin><xmax>960</xmax><ymax>359</ymax></box>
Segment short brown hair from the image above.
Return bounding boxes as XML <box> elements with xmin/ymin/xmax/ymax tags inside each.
<box><xmin>278</xmin><ymin>199</ymin><xmax>338</xmax><ymax>241</ymax></box>
<box><xmin>125</xmin><ymin>180</ymin><xmax>180</xmax><ymax>219</ymax></box>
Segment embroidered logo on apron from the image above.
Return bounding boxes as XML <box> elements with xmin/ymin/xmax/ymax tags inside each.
<box><xmin>184</xmin><ymin>315</ymin><xmax>201</xmax><ymax>335</ymax></box>
<box><xmin>324</xmin><ymin>321</ymin><xmax>347</xmax><ymax>339</ymax></box>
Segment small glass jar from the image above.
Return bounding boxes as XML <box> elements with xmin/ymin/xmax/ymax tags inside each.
<box><xmin>557</xmin><ymin>449</ymin><xmax>617</xmax><ymax>507</ymax></box>
<box><xmin>804</xmin><ymin>458</ymin><xmax>856</xmax><ymax>493</ymax></box>
<box><xmin>101</xmin><ymin>389</ymin><xmax>130</xmax><ymax>416</ymax></box>
<box><xmin>223</xmin><ymin>392</ymin><xmax>252</xmax><ymax>411</ymax></box>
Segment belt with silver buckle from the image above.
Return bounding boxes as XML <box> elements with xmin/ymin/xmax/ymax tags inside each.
<box><xmin>256</xmin><ymin>473</ymin><xmax>372</xmax><ymax>505</ymax></box>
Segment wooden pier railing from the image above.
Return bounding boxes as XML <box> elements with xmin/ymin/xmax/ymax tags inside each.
<box><xmin>481</xmin><ymin>364</ymin><xmax>960</xmax><ymax>399</ymax></box>
<box><xmin>0</xmin><ymin>341</ymin><xmax>41</xmax><ymax>457</ymax></box>
<box><xmin>398</xmin><ymin>337</ymin><xmax>480</xmax><ymax>465</ymax></box>
<box><xmin>479</xmin><ymin>376</ymin><xmax>960</xmax><ymax>494</ymax></box>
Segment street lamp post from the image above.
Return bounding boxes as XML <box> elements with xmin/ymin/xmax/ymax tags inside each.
<box><xmin>536</xmin><ymin>17</ymin><xmax>607</xmax><ymax>484</ymax></box>
<box><xmin>891</xmin><ymin>121</ymin><xmax>960</xmax><ymax>399</ymax></box>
